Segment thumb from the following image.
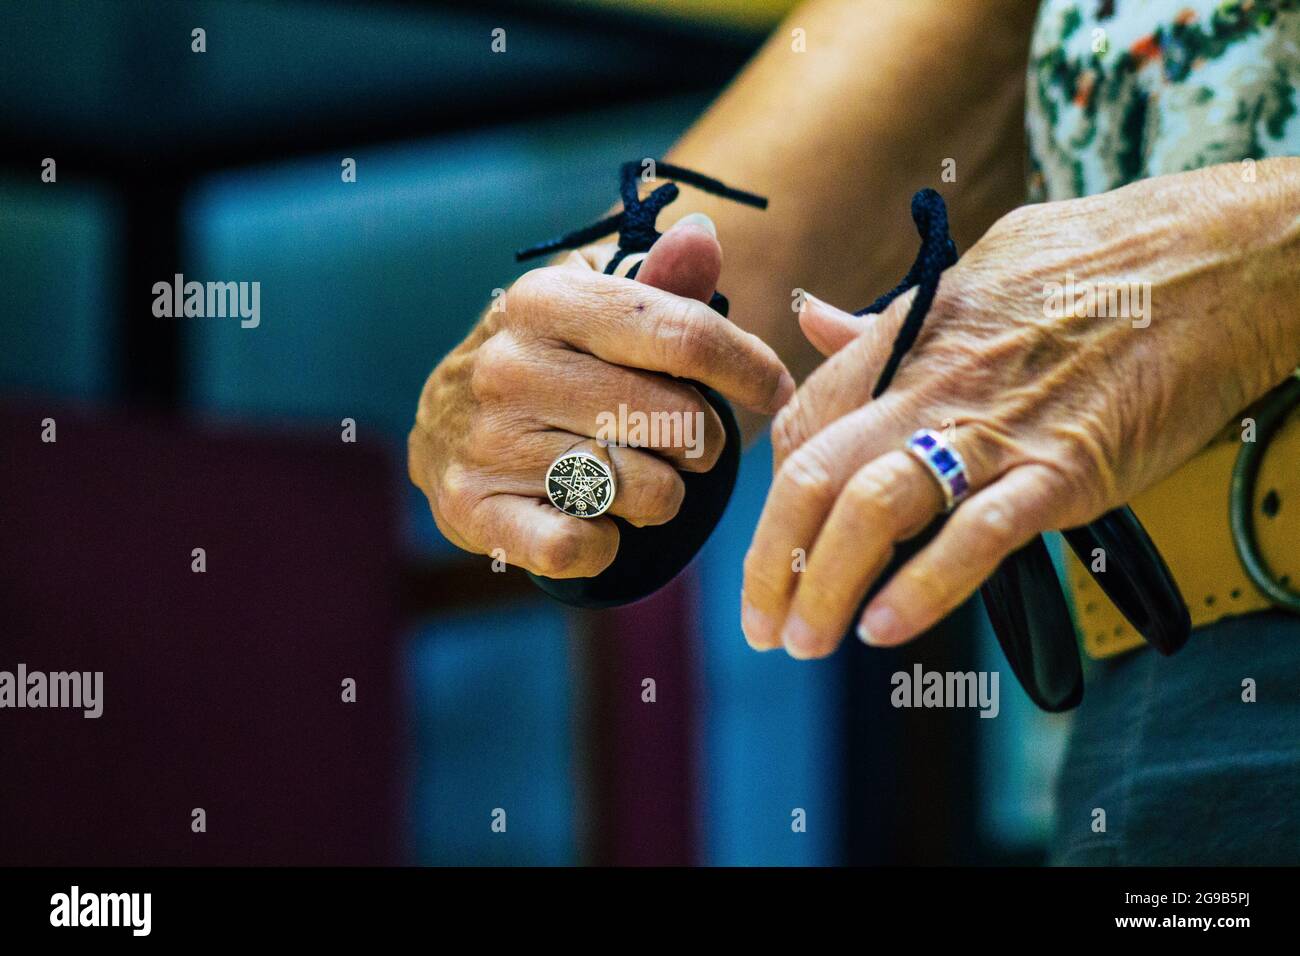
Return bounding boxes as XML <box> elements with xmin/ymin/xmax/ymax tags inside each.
<box><xmin>632</xmin><ymin>212</ymin><xmax>723</xmax><ymax>304</ymax></box>
<box><xmin>798</xmin><ymin>292</ymin><xmax>872</xmax><ymax>357</ymax></box>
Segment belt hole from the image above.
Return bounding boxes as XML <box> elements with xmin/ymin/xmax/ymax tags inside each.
<box><xmin>1230</xmin><ymin>588</ymin><xmax>1242</xmax><ymax>600</ymax></box>
<box><xmin>1085</xmin><ymin>601</ymin><xmax>1097</xmax><ymax>613</ymax></box>
<box><xmin>1205</xmin><ymin>594</ymin><xmax>1216</xmax><ymax>607</ymax></box>
<box><xmin>1113</xmin><ymin>624</ymin><xmax>1124</xmax><ymax>637</ymax></box>
<box><xmin>1262</xmin><ymin>489</ymin><xmax>1281</xmax><ymax>518</ymax></box>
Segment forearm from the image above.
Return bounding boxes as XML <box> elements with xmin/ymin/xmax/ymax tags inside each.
<box><xmin>1206</xmin><ymin>157</ymin><xmax>1300</xmax><ymax>401</ymax></box>
<box><xmin>1090</xmin><ymin>157</ymin><xmax>1300</xmax><ymax>416</ymax></box>
<box><xmin>661</xmin><ymin>0</ymin><xmax>1040</xmax><ymax>438</ymax></box>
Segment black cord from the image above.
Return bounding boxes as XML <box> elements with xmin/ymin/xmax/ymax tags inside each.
<box><xmin>515</xmin><ymin>160</ymin><xmax>768</xmax><ymax>278</ymax></box>
<box><xmin>854</xmin><ymin>188</ymin><xmax>958</xmax><ymax>398</ymax></box>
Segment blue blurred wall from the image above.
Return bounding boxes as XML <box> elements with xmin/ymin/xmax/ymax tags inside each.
<box><xmin>0</xmin><ymin>176</ymin><xmax>118</xmax><ymax>398</ymax></box>
<box><xmin>696</xmin><ymin>433</ymin><xmax>844</xmax><ymax>865</ymax></box>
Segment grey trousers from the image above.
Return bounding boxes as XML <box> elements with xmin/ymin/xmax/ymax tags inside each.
<box><xmin>1051</xmin><ymin>610</ymin><xmax>1300</xmax><ymax>865</ymax></box>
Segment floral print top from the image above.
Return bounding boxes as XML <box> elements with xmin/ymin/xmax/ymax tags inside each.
<box><xmin>1027</xmin><ymin>0</ymin><xmax>1300</xmax><ymax>200</ymax></box>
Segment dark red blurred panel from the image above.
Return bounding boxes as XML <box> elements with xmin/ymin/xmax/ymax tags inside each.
<box><xmin>0</xmin><ymin>401</ymin><xmax>403</xmax><ymax>864</ymax></box>
<box><xmin>590</xmin><ymin>575</ymin><xmax>700</xmax><ymax>865</ymax></box>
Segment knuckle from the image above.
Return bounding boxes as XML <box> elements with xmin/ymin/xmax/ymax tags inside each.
<box><xmin>463</xmin><ymin>409</ymin><xmax>504</xmax><ymax>459</ymax></box>
<box><xmin>469</xmin><ymin>332</ymin><xmax>524</xmax><ymax>400</ymax></box>
<box><xmin>898</xmin><ymin>559</ymin><xmax>952</xmax><ymax>604</ymax></box>
<box><xmin>533</xmin><ymin>525</ymin><xmax>587</xmax><ymax>577</ymax></box>
<box><xmin>841</xmin><ymin>471</ymin><xmax>893</xmax><ymax>525</ymax></box>
<box><xmin>652</xmin><ymin>299</ymin><xmax>716</xmax><ymax>369</ymax></box>
<box><xmin>435</xmin><ymin>464</ymin><xmax>478</xmax><ymax>523</ymax></box>
<box><xmin>770</xmin><ymin>400</ymin><xmax>806</xmax><ymax>463</ymax></box>
<box><xmin>1032</xmin><ymin>454</ymin><xmax>1105</xmax><ymax>525</ymax></box>
<box><xmin>533</xmin><ymin>522</ymin><xmax>615</xmax><ymax>578</ymax></box>
<box><xmin>1034</xmin><ymin>412</ymin><xmax>1117</xmax><ymax>507</ymax></box>
<box><xmin>797</xmin><ymin>556</ymin><xmax>860</xmax><ymax>610</ymax></box>
<box><xmin>742</xmin><ymin>549</ymin><xmax>792</xmax><ymax>604</ymax></box>
<box><xmin>776</xmin><ymin>447</ymin><xmax>836</xmax><ymax>507</ymax></box>
<box><xmin>630</xmin><ymin>466</ymin><xmax>685</xmax><ymax>525</ymax></box>
<box><xmin>506</xmin><ymin>266</ymin><xmax>551</xmax><ymax>314</ymax></box>
<box><xmin>969</xmin><ymin>500</ymin><xmax>1019</xmax><ymax>552</ymax></box>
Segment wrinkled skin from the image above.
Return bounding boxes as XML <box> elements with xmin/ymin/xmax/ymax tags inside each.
<box><xmin>408</xmin><ymin>220</ymin><xmax>794</xmax><ymax>580</ymax></box>
<box><xmin>742</xmin><ymin>161</ymin><xmax>1300</xmax><ymax>658</ymax></box>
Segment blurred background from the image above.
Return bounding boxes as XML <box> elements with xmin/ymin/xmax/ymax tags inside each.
<box><xmin>1</xmin><ymin>0</ymin><xmax>1068</xmax><ymax>865</ymax></box>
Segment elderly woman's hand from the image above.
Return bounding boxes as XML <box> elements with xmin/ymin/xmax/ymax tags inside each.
<box><xmin>408</xmin><ymin>218</ymin><xmax>794</xmax><ymax>579</ymax></box>
<box><xmin>742</xmin><ymin>159</ymin><xmax>1300</xmax><ymax>658</ymax></box>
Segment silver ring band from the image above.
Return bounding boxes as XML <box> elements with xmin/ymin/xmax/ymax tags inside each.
<box><xmin>904</xmin><ymin>428</ymin><xmax>971</xmax><ymax>512</ymax></box>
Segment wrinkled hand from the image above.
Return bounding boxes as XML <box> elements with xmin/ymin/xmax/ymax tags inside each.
<box><xmin>742</xmin><ymin>166</ymin><xmax>1296</xmax><ymax>658</ymax></box>
<box><xmin>409</xmin><ymin>217</ymin><xmax>794</xmax><ymax>578</ymax></box>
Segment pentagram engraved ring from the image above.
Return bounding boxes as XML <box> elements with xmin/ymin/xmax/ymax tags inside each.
<box><xmin>545</xmin><ymin>450</ymin><xmax>617</xmax><ymax>519</ymax></box>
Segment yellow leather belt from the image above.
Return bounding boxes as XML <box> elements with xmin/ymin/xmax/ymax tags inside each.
<box><xmin>1068</xmin><ymin>395</ymin><xmax>1300</xmax><ymax>659</ymax></box>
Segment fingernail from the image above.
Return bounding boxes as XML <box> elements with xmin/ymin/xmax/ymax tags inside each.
<box><xmin>772</xmin><ymin>370</ymin><xmax>796</xmax><ymax>411</ymax></box>
<box><xmin>859</xmin><ymin>604</ymin><xmax>900</xmax><ymax>646</ymax></box>
<box><xmin>741</xmin><ymin>599</ymin><xmax>776</xmax><ymax>649</ymax></box>
<box><xmin>800</xmin><ymin>291</ymin><xmax>839</xmax><ymax>316</ymax></box>
<box><xmin>672</xmin><ymin>212</ymin><xmax>717</xmax><ymax>237</ymax></box>
<box><xmin>803</xmin><ymin>290</ymin><xmax>872</xmax><ymax>322</ymax></box>
<box><xmin>781</xmin><ymin>615</ymin><xmax>820</xmax><ymax>659</ymax></box>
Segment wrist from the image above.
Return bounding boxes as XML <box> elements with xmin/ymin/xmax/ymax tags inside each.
<box><xmin>1203</xmin><ymin>158</ymin><xmax>1300</xmax><ymax>401</ymax></box>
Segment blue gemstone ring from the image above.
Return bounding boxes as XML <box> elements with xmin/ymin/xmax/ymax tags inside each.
<box><xmin>904</xmin><ymin>428</ymin><xmax>971</xmax><ymax>512</ymax></box>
